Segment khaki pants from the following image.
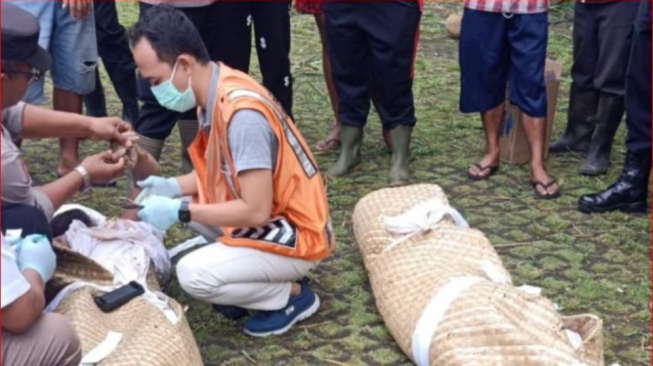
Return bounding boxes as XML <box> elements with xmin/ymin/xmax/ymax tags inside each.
<box><xmin>2</xmin><ymin>313</ymin><xmax>81</xmax><ymax>366</ymax></box>
<box><xmin>176</xmin><ymin>242</ymin><xmax>318</xmax><ymax>311</ymax></box>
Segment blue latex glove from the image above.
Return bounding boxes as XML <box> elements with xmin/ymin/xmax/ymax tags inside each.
<box><xmin>16</xmin><ymin>234</ymin><xmax>57</xmax><ymax>283</ymax></box>
<box><xmin>137</xmin><ymin>195</ymin><xmax>182</xmax><ymax>231</ymax></box>
<box><xmin>135</xmin><ymin>176</ymin><xmax>182</xmax><ymax>203</ymax></box>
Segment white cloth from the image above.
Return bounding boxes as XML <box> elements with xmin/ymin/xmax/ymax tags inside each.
<box><xmin>1</xmin><ymin>234</ymin><xmax>30</xmax><ymax>309</ymax></box>
<box><xmin>176</xmin><ymin>242</ymin><xmax>318</xmax><ymax>311</ymax></box>
<box><xmin>62</xmin><ymin>219</ymin><xmax>171</xmax><ymax>284</ymax></box>
<box><xmin>46</xmin><ymin>205</ymin><xmax>177</xmax><ymax>323</ymax></box>
<box><xmin>383</xmin><ymin>199</ymin><xmax>470</xmax><ymax>253</ymax></box>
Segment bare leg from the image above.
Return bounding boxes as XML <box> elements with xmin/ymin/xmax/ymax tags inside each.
<box><xmin>315</xmin><ymin>13</ymin><xmax>341</xmax><ymax>151</ymax></box>
<box><xmin>522</xmin><ymin>114</ymin><xmax>559</xmax><ymax>195</ymax></box>
<box><xmin>53</xmin><ymin>88</ymin><xmax>83</xmax><ymax>176</ymax></box>
<box><xmin>468</xmin><ymin>103</ymin><xmax>504</xmax><ymax>177</ymax></box>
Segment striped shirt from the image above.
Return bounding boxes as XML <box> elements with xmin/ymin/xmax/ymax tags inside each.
<box><xmin>464</xmin><ymin>0</ymin><xmax>549</xmax><ymax>14</ymax></box>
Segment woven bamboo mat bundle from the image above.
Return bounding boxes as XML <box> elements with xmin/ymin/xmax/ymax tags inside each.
<box><xmin>364</xmin><ymin>225</ymin><xmax>513</xmax><ymax>286</ymax></box>
<box><xmin>45</xmin><ymin>245</ymin><xmax>203</xmax><ymax>366</ymax></box>
<box><xmin>352</xmin><ymin>184</ymin><xmax>452</xmax><ymax>261</ymax></box>
<box><xmin>352</xmin><ymin>184</ymin><xmax>604</xmax><ymax>366</ymax></box>
<box><xmin>56</xmin><ymin>287</ymin><xmax>203</xmax><ymax>366</ymax></box>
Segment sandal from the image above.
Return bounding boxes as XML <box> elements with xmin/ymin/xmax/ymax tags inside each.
<box><xmin>316</xmin><ymin>137</ymin><xmax>341</xmax><ymax>152</ymax></box>
<box><xmin>531</xmin><ymin>179</ymin><xmax>561</xmax><ymax>200</ymax></box>
<box><xmin>316</xmin><ymin>124</ymin><xmax>342</xmax><ymax>152</ymax></box>
<box><xmin>467</xmin><ymin>163</ymin><xmax>499</xmax><ymax>181</ymax></box>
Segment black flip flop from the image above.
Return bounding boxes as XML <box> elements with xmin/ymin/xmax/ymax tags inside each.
<box><xmin>532</xmin><ymin>179</ymin><xmax>561</xmax><ymax>200</ymax></box>
<box><xmin>467</xmin><ymin>163</ymin><xmax>499</xmax><ymax>181</ymax></box>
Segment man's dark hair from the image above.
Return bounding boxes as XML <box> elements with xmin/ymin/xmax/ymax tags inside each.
<box><xmin>50</xmin><ymin>209</ymin><xmax>95</xmax><ymax>238</ymax></box>
<box><xmin>129</xmin><ymin>4</ymin><xmax>210</xmax><ymax>66</ymax></box>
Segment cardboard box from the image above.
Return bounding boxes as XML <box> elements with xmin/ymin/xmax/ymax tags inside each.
<box><xmin>499</xmin><ymin>59</ymin><xmax>563</xmax><ymax>164</ymax></box>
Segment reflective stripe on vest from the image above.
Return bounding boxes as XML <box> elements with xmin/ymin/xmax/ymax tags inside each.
<box><xmin>227</xmin><ymin>89</ymin><xmax>318</xmax><ymax>179</ymax></box>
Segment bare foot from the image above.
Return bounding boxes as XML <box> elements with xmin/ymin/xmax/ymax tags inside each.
<box><xmin>57</xmin><ymin>160</ymin><xmax>79</xmax><ymax>177</ymax></box>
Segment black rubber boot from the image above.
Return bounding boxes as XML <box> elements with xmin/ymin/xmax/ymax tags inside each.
<box><xmin>549</xmin><ymin>83</ymin><xmax>599</xmax><ymax>154</ymax></box>
<box><xmin>327</xmin><ymin>126</ymin><xmax>363</xmax><ymax>177</ymax></box>
<box><xmin>578</xmin><ymin>148</ymin><xmax>651</xmax><ymax>213</ymax></box>
<box><xmin>388</xmin><ymin>125</ymin><xmax>412</xmax><ymax>186</ymax></box>
<box><xmin>580</xmin><ymin>94</ymin><xmax>625</xmax><ymax>175</ymax></box>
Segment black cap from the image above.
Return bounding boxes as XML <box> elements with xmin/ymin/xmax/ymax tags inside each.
<box><xmin>1</xmin><ymin>3</ymin><xmax>51</xmax><ymax>71</ymax></box>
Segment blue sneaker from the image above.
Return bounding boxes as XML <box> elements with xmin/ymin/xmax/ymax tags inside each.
<box><xmin>244</xmin><ymin>280</ymin><xmax>320</xmax><ymax>337</ymax></box>
<box><xmin>212</xmin><ymin>304</ymin><xmax>249</xmax><ymax>321</ymax></box>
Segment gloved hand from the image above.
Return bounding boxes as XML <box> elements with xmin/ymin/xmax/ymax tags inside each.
<box><xmin>137</xmin><ymin>195</ymin><xmax>182</xmax><ymax>231</ymax></box>
<box><xmin>135</xmin><ymin>176</ymin><xmax>182</xmax><ymax>203</ymax></box>
<box><xmin>16</xmin><ymin>234</ymin><xmax>57</xmax><ymax>283</ymax></box>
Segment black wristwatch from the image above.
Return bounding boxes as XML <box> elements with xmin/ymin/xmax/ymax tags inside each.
<box><xmin>178</xmin><ymin>201</ymin><xmax>191</xmax><ymax>223</ymax></box>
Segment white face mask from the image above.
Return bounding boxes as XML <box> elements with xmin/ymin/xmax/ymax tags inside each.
<box><xmin>150</xmin><ymin>60</ymin><xmax>197</xmax><ymax>113</ymax></box>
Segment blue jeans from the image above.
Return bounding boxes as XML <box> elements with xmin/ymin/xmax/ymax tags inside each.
<box><xmin>10</xmin><ymin>1</ymin><xmax>98</xmax><ymax>104</ymax></box>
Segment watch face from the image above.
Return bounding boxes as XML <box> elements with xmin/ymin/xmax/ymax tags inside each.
<box><xmin>178</xmin><ymin>202</ymin><xmax>191</xmax><ymax>223</ymax></box>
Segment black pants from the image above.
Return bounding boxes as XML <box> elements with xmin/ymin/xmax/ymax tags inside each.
<box><xmin>134</xmin><ymin>2</ymin><xmax>218</xmax><ymax>141</ymax></box>
<box><xmin>571</xmin><ymin>1</ymin><xmax>639</xmax><ymax>96</ymax></box>
<box><xmin>1</xmin><ymin>203</ymin><xmax>53</xmax><ymax>243</ymax></box>
<box><xmin>625</xmin><ymin>0</ymin><xmax>651</xmax><ymax>152</ymax></box>
<box><xmin>83</xmin><ymin>0</ymin><xmax>140</xmax><ymax>123</ymax></box>
<box><xmin>211</xmin><ymin>1</ymin><xmax>293</xmax><ymax>118</ymax></box>
<box><xmin>325</xmin><ymin>1</ymin><xmax>421</xmax><ymax>129</ymax></box>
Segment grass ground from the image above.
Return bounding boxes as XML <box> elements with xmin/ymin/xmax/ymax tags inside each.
<box><xmin>22</xmin><ymin>2</ymin><xmax>651</xmax><ymax>365</ymax></box>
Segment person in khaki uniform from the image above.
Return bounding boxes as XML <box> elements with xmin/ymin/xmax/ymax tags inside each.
<box><xmin>1</xmin><ymin>12</ymin><xmax>79</xmax><ymax>364</ymax></box>
<box><xmin>1</xmin><ymin>3</ymin><xmax>132</xmax><ymax>224</ymax></box>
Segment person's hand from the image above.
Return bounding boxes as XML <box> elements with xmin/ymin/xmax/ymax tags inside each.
<box><xmin>137</xmin><ymin>196</ymin><xmax>182</xmax><ymax>231</ymax></box>
<box><xmin>135</xmin><ymin>176</ymin><xmax>182</xmax><ymax>202</ymax></box>
<box><xmin>81</xmin><ymin>150</ymin><xmax>127</xmax><ymax>184</ymax></box>
<box><xmin>62</xmin><ymin>0</ymin><xmax>92</xmax><ymax>20</ymax></box>
<box><xmin>89</xmin><ymin>117</ymin><xmax>133</xmax><ymax>145</ymax></box>
<box><xmin>15</xmin><ymin>235</ymin><xmax>57</xmax><ymax>283</ymax></box>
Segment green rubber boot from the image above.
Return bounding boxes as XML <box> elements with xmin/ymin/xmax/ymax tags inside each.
<box><xmin>327</xmin><ymin>126</ymin><xmax>363</xmax><ymax>177</ymax></box>
<box><xmin>388</xmin><ymin>125</ymin><xmax>413</xmax><ymax>186</ymax></box>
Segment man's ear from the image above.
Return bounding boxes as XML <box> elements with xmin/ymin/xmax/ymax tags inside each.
<box><xmin>177</xmin><ymin>55</ymin><xmax>194</xmax><ymax>73</ymax></box>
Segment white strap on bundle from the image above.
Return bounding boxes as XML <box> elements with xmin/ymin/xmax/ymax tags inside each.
<box><xmin>79</xmin><ymin>331</ymin><xmax>123</xmax><ymax>365</ymax></box>
<box><xmin>412</xmin><ymin>276</ymin><xmax>484</xmax><ymax>366</ymax></box>
<box><xmin>383</xmin><ymin>199</ymin><xmax>469</xmax><ymax>253</ymax></box>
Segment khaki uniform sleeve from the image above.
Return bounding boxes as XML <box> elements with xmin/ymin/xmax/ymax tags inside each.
<box><xmin>1</xmin><ymin>102</ymin><xmax>26</xmax><ymax>138</ymax></box>
<box><xmin>1</xmin><ymin>123</ymin><xmax>55</xmax><ymax>221</ymax></box>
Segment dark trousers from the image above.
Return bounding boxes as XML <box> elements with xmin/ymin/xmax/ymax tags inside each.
<box><xmin>1</xmin><ymin>203</ymin><xmax>53</xmax><ymax>243</ymax></box>
<box><xmin>83</xmin><ymin>0</ymin><xmax>140</xmax><ymax>123</ymax></box>
<box><xmin>571</xmin><ymin>1</ymin><xmax>639</xmax><ymax>96</ymax></box>
<box><xmin>212</xmin><ymin>1</ymin><xmax>293</xmax><ymax>118</ymax></box>
<box><xmin>324</xmin><ymin>1</ymin><xmax>421</xmax><ymax>130</ymax></box>
<box><xmin>625</xmin><ymin>0</ymin><xmax>651</xmax><ymax>152</ymax></box>
<box><xmin>134</xmin><ymin>2</ymin><xmax>218</xmax><ymax>141</ymax></box>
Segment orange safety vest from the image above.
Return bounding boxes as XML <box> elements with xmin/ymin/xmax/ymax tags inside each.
<box><xmin>188</xmin><ymin>63</ymin><xmax>335</xmax><ymax>261</ymax></box>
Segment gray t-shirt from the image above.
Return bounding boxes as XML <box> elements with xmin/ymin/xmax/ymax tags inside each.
<box><xmin>1</xmin><ymin>103</ymin><xmax>55</xmax><ymax>220</ymax></box>
<box><xmin>201</xmin><ymin>62</ymin><xmax>279</xmax><ymax>195</ymax></box>
<box><xmin>223</xmin><ymin>110</ymin><xmax>278</xmax><ymax>195</ymax></box>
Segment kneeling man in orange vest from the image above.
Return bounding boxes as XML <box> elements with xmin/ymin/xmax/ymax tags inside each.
<box><xmin>129</xmin><ymin>4</ymin><xmax>335</xmax><ymax>337</ymax></box>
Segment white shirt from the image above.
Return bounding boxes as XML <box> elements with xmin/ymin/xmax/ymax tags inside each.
<box><xmin>1</xmin><ymin>234</ymin><xmax>30</xmax><ymax>309</ymax></box>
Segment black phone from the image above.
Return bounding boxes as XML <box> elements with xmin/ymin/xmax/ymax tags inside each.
<box><xmin>94</xmin><ymin>281</ymin><xmax>145</xmax><ymax>313</ymax></box>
